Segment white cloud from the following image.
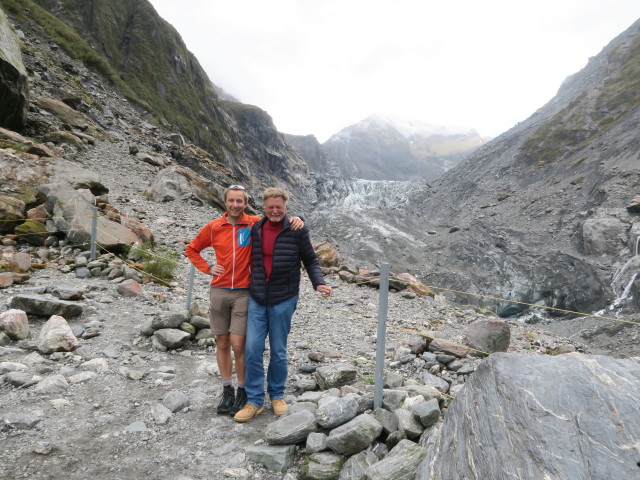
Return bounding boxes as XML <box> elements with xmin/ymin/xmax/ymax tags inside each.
<box><xmin>148</xmin><ymin>0</ymin><xmax>640</xmax><ymax>142</ymax></box>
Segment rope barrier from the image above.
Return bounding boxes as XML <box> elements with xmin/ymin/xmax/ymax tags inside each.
<box><xmin>317</xmin><ymin>304</ymin><xmax>493</xmax><ymax>357</ymax></box>
<box><xmin>425</xmin><ymin>284</ymin><xmax>640</xmax><ymax>326</ymax></box>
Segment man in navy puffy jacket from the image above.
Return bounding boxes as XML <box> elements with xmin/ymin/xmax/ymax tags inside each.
<box><xmin>234</xmin><ymin>188</ymin><xmax>332</xmax><ymax>422</ymax></box>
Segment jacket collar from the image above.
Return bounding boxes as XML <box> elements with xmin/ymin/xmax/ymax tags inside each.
<box><xmin>222</xmin><ymin>211</ymin><xmax>252</xmax><ymax>225</ymax></box>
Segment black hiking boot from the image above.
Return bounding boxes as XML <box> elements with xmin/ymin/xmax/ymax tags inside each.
<box><xmin>216</xmin><ymin>385</ymin><xmax>235</xmax><ymax>414</ymax></box>
<box><xmin>229</xmin><ymin>387</ymin><xmax>247</xmax><ymax>416</ymax></box>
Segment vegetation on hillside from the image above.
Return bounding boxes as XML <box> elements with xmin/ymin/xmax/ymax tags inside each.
<box><xmin>1</xmin><ymin>0</ymin><xmax>237</xmax><ymax>161</ymax></box>
<box><xmin>0</xmin><ymin>0</ymin><xmax>143</xmax><ymax>106</ymax></box>
<box><xmin>520</xmin><ymin>32</ymin><xmax>640</xmax><ymax>168</ymax></box>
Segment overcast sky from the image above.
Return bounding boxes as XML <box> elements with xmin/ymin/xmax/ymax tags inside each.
<box><xmin>148</xmin><ymin>0</ymin><xmax>640</xmax><ymax>142</ymax></box>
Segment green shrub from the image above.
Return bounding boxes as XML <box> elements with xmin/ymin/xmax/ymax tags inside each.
<box><xmin>137</xmin><ymin>243</ymin><xmax>179</xmax><ymax>285</ymax></box>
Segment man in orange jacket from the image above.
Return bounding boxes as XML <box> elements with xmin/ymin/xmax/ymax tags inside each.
<box><xmin>185</xmin><ymin>185</ymin><xmax>303</xmax><ymax>415</ymax></box>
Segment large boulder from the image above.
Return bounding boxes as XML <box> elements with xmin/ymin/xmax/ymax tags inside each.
<box><xmin>0</xmin><ymin>308</ymin><xmax>29</xmax><ymax>340</ymax></box>
<box><xmin>35</xmin><ymin>98</ymin><xmax>89</xmax><ymax>131</ymax></box>
<box><xmin>582</xmin><ymin>214</ymin><xmax>628</xmax><ymax>256</ymax></box>
<box><xmin>38</xmin><ymin>182</ymin><xmax>140</xmax><ymax>250</ymax></box>
<box><xmin>0</xmin><ymin>145</ymin><xmax>51</xmax><ymax>205</ymax></box>
<box><xmin>37</xmin><ymin>315</ymin><xmax>79</xmax><ymax>353</ymax></box>
<box><xmin>146</xmin><ymin>165</ymin><xmax>226</xmax><ymax>210</ymax></box>
<box><xmin>0</xmin><ymin>8</ymin><xmax>29</xmax><ymax>129</ymax></box>
<box><xmin>418</xmin><ymin>353</ymin><xmax>640</xmax><ymax>479</ymax></box>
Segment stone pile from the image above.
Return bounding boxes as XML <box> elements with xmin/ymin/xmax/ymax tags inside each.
<box><xmin>139</xmin><ymin>306</ymin><xmax>215</xmax><ymax>350</ymax></box>
<box><xmin>243</xmin><ymin>362</ymin><xmax>442</xmax><ymax>479</ymax></box>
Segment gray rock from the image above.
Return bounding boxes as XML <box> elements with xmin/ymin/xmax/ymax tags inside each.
<box><xmin>75</xmin><ymin>267</ymin><xmax>91</xmax><ymax>279</ymax></box>
<box><xmin>123</xmin><ymin>421</ymin><xmax>148</xmax><ymax>433</ymax></box>
<box><xmin>395</xmin><ymin>408</ymin><xmax>424</xmax><ymax>439</ymax></box>
<box><xmin>37</xmin><ymin>175</ymin><xmax>139</xmax><ymax>250</ymax></box>
<box><xmin>10</xmin><ymin>295</ymin><xmax>83</xmax><ymax>318</ymax></box>
<box><xmin>285</xmin><ymin>401</ymin><xmax>318</xmax><ymax>417</ymax></box>
<box><xmin>1</xmin><ymin>412</ymin><xmax>42</xmax><ymax>432</ymax></box>
<box><xmin>314</xmin><ymin>363</ymin><xmax>357</xmax><ymax>389</ymax></box>
<box><xmin>419</xmin><ymin>353</ymin><xmax>640</xmax><ymax>480</ymax></box>
<box><xmin>4</xmin><ymin>371</ymin><xmax>33</xmax><ymax>386</ymax></box>
<box><xmin>150</xmin><ymin>404</ymin><xmax>172</xmax><ymax>425</ymax></box>
<box><xmin>163</xmin><ymin>390</ymin><xmax>190</xmax><ymax>412</ymax></box>
<box><xmin>68</xmin><ymin>371</ymin><xmax>96</xmax><ymax>384</ymax></box>
<box><xmin>356</xmin><ymin>391</ymin><xmax>374</xmax><ymax>414</ymax></box>
<box><xmin>194</xmin><ymin>328</ymin><xmax>214</xmax><ymax>340</ymax></box>
<box><xmin>139</xmin><ymin>319</ymin><xmax>155</xmax><ymax>336</ymax></box>
<box><xmin>70</xmin><ymin>325</ymin><xmax>85</xmax><ymax>338</ymax></box>
<box><xmin>79</xmin><ymin>358</ymin><xmax>109</xmax><ymax>373</ymax></box>
<box><xmin>315</xmin><ymin>396</ymin><xmax>359</xmax><ymax>429</ymax></box>
<box><xmin>306</xmin><ymin>432</ymin><xmax>328</xmax><ymax>454</ymax></box>
<box><xmin>582</xmin><ymin>216</ymin><xmax>627</xmax><ymax>255</ymax></box>
<box><xmin>412</xmin><ymin>398</ymin><xmax>440</xmax><ymax>427</ymax></box>
<box><xmin>37</xmin><ymin>315</ymin><xmax>79</xmax><ymax>353</ymax></box>
<box><xmin>298</xmin><ymin>391</ymin><xmax>323</xmax><ymax>403</ymax></box>
<box><xmin>366</xmin><ymin>439</ymin><xmax>427</xmax><ymax>480</ymax></box>
<box><xmin>33</xmin><ymin>374</ymin><xmax>69</xmax><ymax>394</ymax></box>
<box><xmin>465</xmin><ymin>318</ymin><xmax>511</xmax><ymax>356</ymax></box>
<box><xmin>0</xmin><ymin>309</ymin><xmax>29</xmax><ymax>340</ymax></box>
<box><xmin>266</xmin><ymin>410</ymin><xmax>318</xmax><ymax>445</ymax></box>
<box><xmin>245</xmin><ymin>445</ymin><xmax>296</xmax><ymax>473</ymax></box>
<box><xmin>338</xmin><ymin>450</ymin><xmax>378</xmax><ymax>480</ymax></box>
<box><xmin>299</xmin><ymin>363</ymin><xmax>317</xmax><ymax>374</ymax></box>
<box><xmin>152</xmin><ymin>311</ymin><xmax>189</xmax><ymax>330</ymax></box>
<box><xmin>419</xmin><ymin>373</ymin><xmax>450</xmax><ymax>394</ymax></box>
<box><xmin>295</xmin><ymin>376</ymin><xmax>318</xmax><ymax>391</ymax></box>
<box><xmin>445</xmin><ymin>359</ymin><xmax>464</xmax><ymax>371</ymax></box>
<box><xmin>371</xmin><ymin>407</ymin><xmax>399</xmax><ymax>434</ymax></box>
<box><xmin>384</xmin><ymin>371</ymin><xmax>404</xmax><ymax>388</ymax></box>
<box><xmin>189</xmin><ymin>315</ymin><xmax>210</xmax><ymax>330</ymax></box>
<box><xmin>325</xmin><ymin>413</ymin><xmax>383</xmax><ymax>456</ymax></box>
<box><xmin>385</xmin><ymin>429</ymin><xmax>407</xmax><ymax>450</ymax></box>
<box><xmin>154</xmin><ymin>328</ymin><xmax>191</xmax><ymax>349</ymax></box>
<box><xmin>398</xmin><ymin>384</ymin><xmax>442</xmax><ymax>402</ymax></box>
<box><xmin>382</xmin><ymin>389</ymin><xmax>408</xmax><ymax>411</ymax></box>
<box><xmin>301</xmin><ymin>451</ymin><xmax>346</xmax><ymax>480</ymax></box>
<box><xmin>1</xmin><ymin>362</ymin><xmax>26</xmax><ymax>375</ymax></box>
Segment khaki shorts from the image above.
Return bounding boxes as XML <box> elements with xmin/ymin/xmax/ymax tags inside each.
<box><xmin>209</xmin><ymin>288</ymin><xmax>248</xmax><ymax>336</ymax></box>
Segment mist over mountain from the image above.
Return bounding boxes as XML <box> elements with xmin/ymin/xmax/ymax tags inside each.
<box><xmin>319</xmin><ymin>115</ymin><xmax>488</xmax><ymax>181</ymax></box>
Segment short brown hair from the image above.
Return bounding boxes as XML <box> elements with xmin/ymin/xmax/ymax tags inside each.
<box><xmin>262</xmin><ymin>187</ymin><xmax>289</xmax><ymax>204</ymax></box>
<box><xmin>224</xmin><ymin>185</ymin><xmax>248</xmax><ymax>203</ymax></box>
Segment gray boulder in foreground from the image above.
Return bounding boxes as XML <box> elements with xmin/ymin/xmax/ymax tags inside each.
<box><xmin>419</xmin><ymin>353</ymin><xmax>640</xmax><ymax>480</ymax></box>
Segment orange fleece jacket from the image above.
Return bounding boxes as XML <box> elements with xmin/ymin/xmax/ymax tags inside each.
<box><xmin>185</xmin><ymin>212</ymin><xmax>260</xmax><ymax>289</ymax></box>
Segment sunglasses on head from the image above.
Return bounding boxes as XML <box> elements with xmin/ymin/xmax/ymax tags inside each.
<box><xmin>227</xmin><ymin>185</ymin><xmax>245</xmax><ymax>190</ymax></box>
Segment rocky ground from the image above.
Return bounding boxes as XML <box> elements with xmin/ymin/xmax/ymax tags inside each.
<box><xmin>1</xmin><ymin>139</ymin><xmax>610</xmax><ymax>480</ymax></box>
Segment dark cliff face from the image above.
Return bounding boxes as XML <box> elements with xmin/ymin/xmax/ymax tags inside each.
<box><xmin>0</xmin><ymin>6</ymin><xmax>29</xmax><ymax>129</ymax></box>
<box><xmin>283</xmin><ymin>133</ymin><xmax>340</xmax><ymax>177</ymax></box>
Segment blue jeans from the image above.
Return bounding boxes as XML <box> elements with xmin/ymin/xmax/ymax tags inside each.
<box><xmin>245</xmin><ymin>296</ymin><xmax>298</xmax><ymax>407</ymax></box>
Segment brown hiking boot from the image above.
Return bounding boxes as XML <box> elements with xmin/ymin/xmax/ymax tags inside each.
<box><xmin>272</xmin><ymin>398</ymin><xmax>287</xmax><ymax>416</ymax></box>
<box><xmin>233</xmin><ymin>403</ymin><xmax>264</xmax><ymax>423</ymax></box>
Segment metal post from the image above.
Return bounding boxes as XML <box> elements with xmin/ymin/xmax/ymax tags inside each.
<box><xmin>90</xmin><ymin>206</ymin><xmax>98</xmax><ymax>260</ymax></box>
<box><xmin>373</xmin><ymin>263</ymin><xmax>390</xmax><ymax>410</ymax></box>
<box><xmin>185</xmin><ymin>263</ymin><xmax>196</xmax><ymax>310</ymax></box>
